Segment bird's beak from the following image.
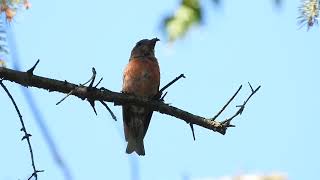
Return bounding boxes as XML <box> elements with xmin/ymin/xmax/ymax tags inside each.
<box><xmin>150</xmin><ymin>38</ymin><xmax>160</xmax><ymax>48</ymax></box>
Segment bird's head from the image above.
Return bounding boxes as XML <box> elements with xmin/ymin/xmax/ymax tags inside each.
<box><xmin>130</xmin><ymin>38</ymin><xmax>160</xmax><ymax>59</ymax></box>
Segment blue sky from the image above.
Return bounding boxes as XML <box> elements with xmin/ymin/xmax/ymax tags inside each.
<box><xmin>0</xmin><ymin>0</ymin><xmax>319</xmax><ymax>180</ymax></box>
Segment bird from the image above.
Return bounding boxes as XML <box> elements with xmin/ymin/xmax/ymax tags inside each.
<box><xmin>122</xmin><ymin>38</ymin><xmax>160</xmax><ymax>156</ymax></box>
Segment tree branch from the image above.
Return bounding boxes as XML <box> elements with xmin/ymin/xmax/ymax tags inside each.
<box><xmin>0</xmin><ymin>66</ymin><xmax>260</xmax><ymax>135</ymax></box>
<box><xmin>0</xmin><ymin>80</ymin><xmax>44</xmax><ymax>180</ymax></box>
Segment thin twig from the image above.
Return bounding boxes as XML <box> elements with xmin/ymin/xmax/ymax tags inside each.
<box><xmin>100</xmin><ymin>100</ymin><xmax>117</xmax><ymax>121</ymax></box>
<box><xmin>244</xmin><ymin>82</ymin><xmax>261</xmax><ymax>107</ymax></box>
<box><xmin>0</xmin><ymin>80</ymin><xmax>44</xmax><ymax>180</ymax></box>
<box><xmin>189</xmin><ymin>123</ymin><xmax>196</xmax><ymax>140</ymax></box>
<box><xmin>80</xmin><ymin>68</ymin><xmax>97</xmax><ymax>87</ymax></box>
<box><xmin>160</xmin><ymin>91</ymin><xmax>168</xmax><ymax>101</ymax></box>
<box><xmin>159</xmin><ymin>74</ymin><xmax>185</xmax><ymax>94</ymax></box>
<box><xmin>218</xmin><ymin>83</ymin><xmax>261</xmax><ymax>134</ymax></box>
<box><xmin>154</xmin><ymin>73</ymin><xmax>185</xmax><ymax>100</ymax></box>
<box><xmin>88</xmin><ymin>68</ymin><xmax>96</xmax><ymax>88</ymax></box>
<box><xmin>26</xmin><ymin>59</ymin><xmax>40</xmax><ymax>75</ymax></box>
<box><xmin>211</xmin><ymin>85</ymin><xmax>242</xmax><ymax>121</ymax></box>
<box><xmin>88</xmin><ymin>100</ymin><xmax>97</xmax><ymax>115</ymax></box>
<box><xmin>55</xmin><ymin>90</ymin><xmax>75</xmax><ymax>105</ymax></box>
<box><xmin>94</xmin><ymin>78</ymin><xmax>103</xmax><ymax>88</ymax></box>
<box><xmin>56</xmin><ymin>67</ymin><xmax>96</xmax><ymax>105</ymax></box>
<box><xmin>86</xmin><ymin>68</ymin><xmax>99</xmax><ymax>115</ymax></box>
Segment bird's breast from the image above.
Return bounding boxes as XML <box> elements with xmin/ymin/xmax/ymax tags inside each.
<box><xmin>122</xmin><ymin>58</ymin><xmax>160</xmax><ymax>97</ymax></box>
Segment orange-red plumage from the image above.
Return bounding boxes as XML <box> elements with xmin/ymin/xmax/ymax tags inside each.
<box><xmin>123</xmin><ymin>58</ymin><xmax>160</xmax><ymax>96</ymax></box>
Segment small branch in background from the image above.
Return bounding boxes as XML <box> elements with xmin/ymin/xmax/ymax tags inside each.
<box><xmin>7</xmin><ymin>29</ymin><xmax>73</xmax><ymax>178</ymax></box>
<box><xmin>0</xmin><ymin>80</ymin><xmax>44</xmax><ymax>180</ymax></box>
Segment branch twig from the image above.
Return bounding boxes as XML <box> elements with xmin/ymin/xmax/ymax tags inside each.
<box><xmin>159</xmin><ymin>73</ymin><xmax>185</xmax><ymax>93</ymax></box>
<box><xmin>26</xmin><ymin>59</ymin><xmax>40</xmax><ymax>75</ymax></box>
<box><xmin>0</xmin><ymin>80</ymin><xmax>44</xmax><ymax>180</ymax></box>
<box><xmin>56</xmin><ymin>67</ymin><xmax>96</xmax><ymax>105</ymax></box>
<box><xmin>154</xmin><ymin>73</ymin><xmax>185</xmax><ymax>100</ymax></box>
<box><xmin>218</xmin><ymin>82</ymin><xmax>261</xmax><ymax>135</ymax></box>
<box><xmin>189</xmin><ymin>123</ymin><xmax>196</xmax><ymax>140</ymax></box>
<box><xmin>100</xmin><ymin>100</ymin><xmax>117</xmax><ymax>121</ymax></box>
<box><xmin>212</xmin><ymin>85</ymin><xmax>242</xmax><ymax>121</ymax></box>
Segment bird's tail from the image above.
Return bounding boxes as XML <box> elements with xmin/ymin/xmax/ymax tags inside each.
<box><xmin>126</xmin><ymin>138</ymin><xmax>145</xmax><ymax>156</ymax></box>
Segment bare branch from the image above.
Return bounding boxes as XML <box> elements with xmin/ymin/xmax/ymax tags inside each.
<box><xmin>0</xmin><ymin>80</ymin><xmax>44</xmax><ymax>179</ymax></box>
<box><xmin>0</xmin><ymin>67</ymin><xmax>260</xmax><ymax>135</ymax></box>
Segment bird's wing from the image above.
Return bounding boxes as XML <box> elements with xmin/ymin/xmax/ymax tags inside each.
<box><xmin>122</xmin><ymin>104</ymin><xmax>153</xmax><ymax>139</ymax></box>
<box><xmin>122</xmin><ymin>105</ymin><xmax>130</xmax><ymax>141</ymax></box>
<box><xmin>143</xmin><ymin>110</ymin><xmax>153</xmax><ymax>138</ymax></box>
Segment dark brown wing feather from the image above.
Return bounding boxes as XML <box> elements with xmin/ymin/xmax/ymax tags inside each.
<box><xmin>143</xmin><ymin>110</ymin><xmax>153</xmax><ymax>138</ymax></box>
<box><xmin>122</xmin><ymin>105</ymin><xmax>130</xmax><ymax>141</ymax></box>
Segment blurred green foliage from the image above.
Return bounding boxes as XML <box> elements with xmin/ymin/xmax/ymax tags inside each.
<box><xmin>163</xmin><ymin>0</ymin><xmax>202</xmax><ymax>42</ymax></box>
